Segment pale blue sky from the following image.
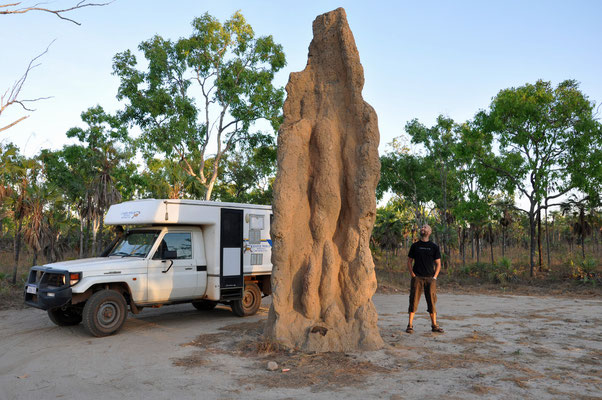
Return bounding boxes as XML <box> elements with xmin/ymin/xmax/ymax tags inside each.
<box><xmin>2</xmin><ymin>0</ymin><xmax>601</xmax><ymax>157</ymax></box>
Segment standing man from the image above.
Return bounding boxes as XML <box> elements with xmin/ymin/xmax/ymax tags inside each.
<box><xmin>406</xmin><ymin>224</ymin><xmax>444</xmax><ymax>333</ymax></box>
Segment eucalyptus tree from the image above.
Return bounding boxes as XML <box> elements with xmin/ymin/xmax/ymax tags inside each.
<box><xmin>43</xmin><ymin>106</ymin><xmax>133</xmax><ymax>256</ymax></box>
<box><xmin>112</xmin><ymin>11</ymin><xmax>286</xmax><ymax>200</ymax></box>
<box><xmin>65</xmin><ymin>106</ymin><xmax>133</xmax><ymax>255</ymax></box>
<box><xmin>404</xmin><ymin>116</ymin><xmax>461</xmax><ymax>268</ymax></box>
<box><xmin>378</xmin><ymin>149</ymin><xmax>439</xmax><ymax>227</ymax></box>
<box><xmin>466</xmin><ymin>80</ymin><xmax>602</xmax><ymax>276</ymax></box>
<box><xmin>213</xmin><ymin>140</ymin><xmax>277</xmax><ymax>205</ymax></box>
<box><xmin>139</xmin><ymin>157</ymin><xmax>204</xmax><ymax>200</ymax></box>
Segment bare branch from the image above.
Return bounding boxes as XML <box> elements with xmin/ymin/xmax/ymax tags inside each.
<box><xmin>0</xmin><ymin>115</ymin><xmax>28</xmax><ymax>132</ymax></box>
<box><xmin>0</xmin><ymin>40</ymin><xmax>54</xmax><ymax>132</ymax></box>
<box><xmin>0</xmin><ymin>1</ymin><xmax>112</xmax><ymax>26</ymax></box>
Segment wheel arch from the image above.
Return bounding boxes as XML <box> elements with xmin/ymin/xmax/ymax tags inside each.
<box><xmin>72</xmin><ymin>282</ymin><xmax>133</xmax><ymax>306</ymax></box>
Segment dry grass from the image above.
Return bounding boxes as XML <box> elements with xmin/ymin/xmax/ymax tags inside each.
<box><xmin>470</xmin><ymin>384</ymin><xmax>498</xmax><ymax>395</ymax></box>
<box><xmin>0</xmin><ymin>277</ymin><xmax>26</xmax><ymax>310</ymax></box>
<box><xmin>374</xmin><ymin>248</ymin><xmax>602</xmax><ymax>299</ymax></box>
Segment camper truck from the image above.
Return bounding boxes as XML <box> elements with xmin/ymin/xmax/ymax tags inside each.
<box><xmin>24</xmin><ymin>199</ymin><xmax>273</xmax><ymax>337</ymax></box>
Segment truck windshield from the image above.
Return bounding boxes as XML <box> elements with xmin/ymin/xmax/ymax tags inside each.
<box><xmin>109</xmin><ymin>231</ymin><xmax>160</xmax><ymax>258</ymax></box>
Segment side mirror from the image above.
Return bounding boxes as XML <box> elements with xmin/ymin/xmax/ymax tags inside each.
<box><xmin>163</xmin><ymin>250</ymin><xmax>178</xmax><ymax>260</ymax></box>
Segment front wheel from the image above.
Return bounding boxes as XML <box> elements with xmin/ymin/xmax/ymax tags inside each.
<box><xmin>47</xmin><ymin>306</ymin><xmax>82</xmax><ymax>326</ymax></box>
<box><xmin>82</xmin><ymin>290</ymin><xmax>127</xmax><ymax>337</ymax></box>
<box><xmin>231</xmin><ymin>282</ymin><xmax>261</xmax><ymax>317</ymax></box>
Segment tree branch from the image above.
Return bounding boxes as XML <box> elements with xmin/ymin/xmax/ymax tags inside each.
<box><xmin>1</xmin><ymin>41</ymin><xmax>54</xmax><ymax>131</ymax></box>
<box><xmin>0</xmin><ymin>1</ymin><xmax>112</xmax><ymax>26</ymax></box>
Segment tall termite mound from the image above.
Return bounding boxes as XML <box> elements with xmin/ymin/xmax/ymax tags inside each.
<box><xmin>265</xmin><ymin>8</ymin><xmax>383</xmax><ymax>352</ymax></box>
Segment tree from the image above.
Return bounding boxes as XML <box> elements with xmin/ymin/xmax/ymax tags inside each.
<box><xmin>405</xmin><ymin>116</ymin><xmax>461</xmax><ymax>268</ymax></box>
<box><xmin>113</xmin><ymin>11</ymin><xmax>286</xmax><ymax>200</ymax></box>
<box><xmin>467</xmin><ymin>80</ymin><xmax>602</xmax><ymax>276</ymax></box>
<box><xmin>65</xmin><ymin>106</ymin><xmax>131</xmax><ymax>256</ymax></box>
<box><xmin>213</xmin><ymin>141</ymin><xmax>277</xmax><ymax>204</ymax></box>
<box><xmin>378</xmin><ymin>149</ymin><xmax>439</xmax><ymax>226</ymax></box>
<box><xmin>138</xmin><ymin>157</ymin><xmax>204</xmax><ymax>199</ymax></box>
<box><xmin>43</xmin><ymin>106</ymin><xmax>133</xmax><ymax>257</ymax></box>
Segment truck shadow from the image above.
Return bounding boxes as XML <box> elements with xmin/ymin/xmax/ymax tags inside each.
<box><xmin>123</xmin><ymin>304</ymin><xmax>269</xmax><ymax>333</ymax></box>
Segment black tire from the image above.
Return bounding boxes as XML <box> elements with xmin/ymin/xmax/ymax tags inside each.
<box><xmin>231</xmin><ymin>282</ymin><xmax>261</xmax><ymax>317</ymax></box>
<box><xmin>192</xmin><ymin>300</ymin><xmax>218</xmax><ymax>311</ymax></box>
<box><xmin>82</xmin><ymin>290</ymin><xmax>127</xmax><ymax>337</ymax></box>
<box><xmin>47</xmin><ymin>306</ymin><xmax>82</xmax><ymax>326</ymax></box>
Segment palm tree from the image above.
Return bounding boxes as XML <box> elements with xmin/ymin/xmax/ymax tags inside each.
<box><xmin>561</xmin><ymin>195</ymin><xmax>593</xmax><ymax>259</ymax></box>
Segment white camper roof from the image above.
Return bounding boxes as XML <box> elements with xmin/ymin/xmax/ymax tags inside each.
<box><xmin>104</xmin><ymin>199</ymin><xmax>271</xmax><ymax>226</ymax></box>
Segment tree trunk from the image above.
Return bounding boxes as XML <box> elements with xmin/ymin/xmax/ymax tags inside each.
<box><xmin>545</xmin><ymin>206</ymin><xmax>551</xmax><ymax>268</ymax></box>
<box><xmin>476</xmin><ymin>230</ymin><xmax>481</xmax><ymax>265</ymax></box>
<box><xmin>91</xmin><ymin>216</ymin><xmax>100</xmax><ymax>257</ymax></box>
<box><xmin>529</xmin><ymin>211</ymin><xmax>536</xmax><ymax>277</ymax></box>
<box><xmin>537</xmin><ymin>208</ymin><xmax>543</xmax><ymax>270</ymax></box>
<box><xmin>11</xmin><ymin>219</ymin><xmax>23</xmax><ymax>284</ymax></box>
<box><xmin>580</xmin><ymin>211</ymin><xmax>586</xmax><ymax>259</ymax></box>
<box><xmin>502</xmin><ymin>225</ymin><xmax>506</xmax><ymax>259</ymax></box>
<box><xmin>98</xmin><ymin>217</ymin><xmax>105</xmax><ymax>255</ymax></box>
<box><xmin>489</xmin><ymin>223</ymin><xmax>494</xmax><ymax>266</ymax></box>
<box><xmin>84</xmin><ymin>216</ymin><xmax>91</xmax><ymax>258</ymax></box>
<box><xmin>471</xmin><ymin>228</ymin><xmax>475</xmax><ymax>260</ymax></box>
<box><xmin>79</xmin><ymin>217</ymin><xmax>84</xmax><ymax>258</ymax></box>
<box><xmin>32</xmin><ymin>249</ymin><xmax>38</xmax><ymax>267</ymax></box>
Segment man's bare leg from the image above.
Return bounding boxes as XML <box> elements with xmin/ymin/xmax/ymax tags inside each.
<box><xmin>430</xmin><ymin>312</ymin><xmax>437</xmax><ymax>326</ymax></box>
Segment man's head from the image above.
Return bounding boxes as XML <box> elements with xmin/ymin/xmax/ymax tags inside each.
<box><xmin>419</xmin><ymin>224</ymin><xmax>432</xmax><ymax>239</ymax></box>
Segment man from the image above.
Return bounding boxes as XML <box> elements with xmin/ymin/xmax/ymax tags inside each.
<box><xmin>406</xmin><ymin>224</ymin><xmax>444</xmax><ymax>333</ymax></box>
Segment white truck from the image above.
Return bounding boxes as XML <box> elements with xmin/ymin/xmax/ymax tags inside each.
<box><xmin>24</xmin><ymin>199</ymin><xmax>273</xmax><ymax>337</ymax></box>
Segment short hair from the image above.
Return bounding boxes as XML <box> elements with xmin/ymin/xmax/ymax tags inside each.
<box><xmin>421</xmin><ymin>224</ymin><xmax>432</xmax><ymax>233</ymax></box>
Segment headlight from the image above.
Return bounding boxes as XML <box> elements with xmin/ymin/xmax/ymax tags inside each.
<box><xmin>69</xmin><ymin>272</ymin><xmax>82</xmax><ymax>286</ymax></box>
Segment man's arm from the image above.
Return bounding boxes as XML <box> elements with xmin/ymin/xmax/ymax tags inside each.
<box><xmin>407</xmin><ymin>257</ymin><xmax>415</xmax><ymax>278</ymax></box>
<box><xmin>433</xmin><ymin>258</ymin><xmax>441</xmax><ymax>279</ymax></box>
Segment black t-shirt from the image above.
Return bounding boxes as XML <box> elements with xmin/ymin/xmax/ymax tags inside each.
<box><xmin>408</xmin><ymin>240</ymin><xmax>441</xmax><ymax>277</ymax></box>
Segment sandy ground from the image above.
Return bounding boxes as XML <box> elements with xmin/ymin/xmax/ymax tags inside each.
<box><xmin>1</xmin><ymin>293</ymin><xmax>601</xmax><ymax>400</ymax></box>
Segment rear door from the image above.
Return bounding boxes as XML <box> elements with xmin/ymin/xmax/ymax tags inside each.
<box><xmin>220</xmin><ymin>208</ymin><xmax>244</xmax><ymax>291</ymax></box>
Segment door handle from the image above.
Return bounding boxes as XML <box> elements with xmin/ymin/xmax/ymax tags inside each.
<box><xmin>161</xmin><ymin>260</ymin><xmax>174</xmax><ymax>273</ymax></box>
<box><xmin>185</xmin><ymin>267</ymin><xmax>193</xmax><ymax>270</ymax></box>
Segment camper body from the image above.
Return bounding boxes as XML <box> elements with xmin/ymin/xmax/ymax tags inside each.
<box><xmin>24</xmin><ymin>199</ymin><xmax>272</xmax><ymax>337</ymax></box>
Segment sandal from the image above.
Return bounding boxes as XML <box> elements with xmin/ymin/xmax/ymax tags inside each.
<box><xmin>431</xmin><ymin>325</ymin><xmax>444</xmax><ymax>333</ymax></box>
<box><xmin>406</xmin><ymin>325</ymin><xmax>414</xmax><ymax>334</ymax></box>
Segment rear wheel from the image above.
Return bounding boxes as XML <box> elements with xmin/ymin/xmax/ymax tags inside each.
<box><xmin>47</xmin><ymin>306</ymin><xmax>82</xmax><ymax>326</ymax></box>
<box><xmin>192</xmin><ymin>300</ymin><xmax>217</xmax><ymax>311</ymax></box>
<box><xmin>82</xmin><ymin>290</ymin><xmax>127</xmax><ymax>337</ymax></box>
<box><xmin>231</xmin><ymin>282</ymin><xmax>261</xmax><ymax>317</ymax></box>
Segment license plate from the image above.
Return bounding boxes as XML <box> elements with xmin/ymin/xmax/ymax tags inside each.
<box><xmin>26</xmin><ymin>285</ymin><xmax>37</xmax><ymax>294</ymax></box>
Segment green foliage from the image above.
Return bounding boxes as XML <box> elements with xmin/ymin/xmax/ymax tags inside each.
<box><xmin>563</xmin><ymin>257</ymin><xmax>598</xmax><ymax>284</ymax></box>
<box><xmin>213</xmin><ymin>142</ymin><xmax>276</xmax><ymax>205</ymax></box>
<box><xmin>112</xmin><ymin>11</ymin><xmax>286</xmax><ymax>200</ymax></box>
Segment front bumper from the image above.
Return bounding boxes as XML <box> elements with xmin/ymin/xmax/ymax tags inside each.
<box><xmin>24</xmin><ymin>267</ymin><xmax>73</xmax><ymax>310</ymax></box>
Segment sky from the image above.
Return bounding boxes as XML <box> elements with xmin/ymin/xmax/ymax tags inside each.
<box><xmin>2</xmin><ymin>0</ymin><xmax>602</xmax><ymax>159</ymax></box>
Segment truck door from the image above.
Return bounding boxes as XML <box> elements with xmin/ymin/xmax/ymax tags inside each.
<box><xmin>147</xmin><ymin>231</ymin><xmax>197</xmax><ymax>302</ymax></box>
<box><xmin>220</xmin><ymin>208</ymin><xmax>243</xmax><ymax>298</ymax></box>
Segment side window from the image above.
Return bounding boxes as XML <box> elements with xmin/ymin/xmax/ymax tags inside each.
<box><xmin>249</xmin><ymin>214</ymin><xmax>264</xmax><ymax>244</ymax></box>
<box><xmin>161</xmin><ymin>233</ymin><xmax>193</xmax><ymax>259</ymax></box>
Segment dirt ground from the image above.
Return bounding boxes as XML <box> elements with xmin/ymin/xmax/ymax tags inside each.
<box><xmin>1</xmin><ymin>293</ymin><xmax>601</xmax><ymax>400</ymax></box>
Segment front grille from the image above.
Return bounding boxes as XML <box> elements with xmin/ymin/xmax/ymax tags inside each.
<box><xmin>28</xmin><ymin>268</ymin><xmax>67</xmax><ymax>289</ymax></box>
<box><xmin>43</xmin><ymin>273</ymin><xmax>65</xmax><ymax>288</ymax></box>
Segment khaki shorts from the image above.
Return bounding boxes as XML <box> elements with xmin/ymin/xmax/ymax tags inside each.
<box><xmin>408</xmin><ymin>276</ymin><xmax>437</xmax><ymax>314</ymax></box>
